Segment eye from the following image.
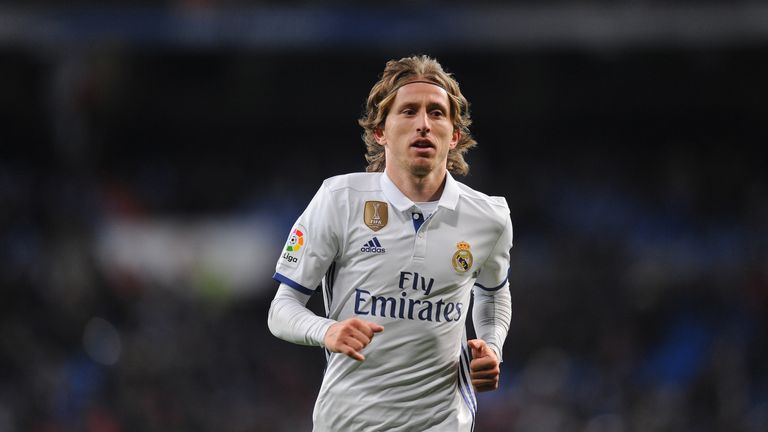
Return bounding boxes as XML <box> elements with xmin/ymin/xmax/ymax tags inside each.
<box><xmin>430</xmin><ymin>110</ymin><xmax>445</xmax><ymax>118</ymax></box>
<box><xmin>401</xmin><ymin>108</ymin><xmax>416</xmax><ymax>115</ymax></box>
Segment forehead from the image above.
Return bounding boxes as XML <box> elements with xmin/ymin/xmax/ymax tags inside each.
<box><xmin>391</xmin><ymin>82</ymin><xmax>451</xmax><ymax>108</ymax></box>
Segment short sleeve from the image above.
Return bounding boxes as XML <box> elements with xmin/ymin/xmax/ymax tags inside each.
<box><xmin>474</xmin><ymin>211</ymin><xmax>513</xmax><ymax>291</ymax></box>
<box><xmin>273</xmin><ymin>181</ymin><xmax>343</xmax><ymax>295</ymax></box>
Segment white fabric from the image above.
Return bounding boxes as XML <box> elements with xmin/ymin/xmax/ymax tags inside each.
<box><xmin>268</xmin><ymin>171</ymin><xmax>513</xmax><ymax>432</ymax></box>
<box><xmin>472</xmin><ymin>283</ymin><xmax>512</xmax><ymax>361</ymax></box>
<box><xmin>414</xmin><ymin>200</ymin><xmax>439</xmax><ymax>218</ymax></box>
<box><xmin>268</xmin><ymin>283</ymin><xmax>334</xmax><ymax>346</ymax></box>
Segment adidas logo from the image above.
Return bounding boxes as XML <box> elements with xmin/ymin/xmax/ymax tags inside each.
<box><xmin>360</xmin><ymin>237</ymin><xmax>386</xmax><ymax>254</ymax></box>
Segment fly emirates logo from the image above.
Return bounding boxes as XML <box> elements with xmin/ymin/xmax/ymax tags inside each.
<box><xmin>353</xmin><ymin>272</ymin><xmax>464</xmax><ymax>323</ymax></box>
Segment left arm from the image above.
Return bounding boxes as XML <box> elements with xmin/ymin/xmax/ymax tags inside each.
<box><xmin>469</xmin><ymin>284</ymin><xmax>511</xmax><ymax>391</ymax></box>
<box><xmin>469</xmin><ymin>211</ymin><xmax>513</xmax><ymax>392</ymax></box>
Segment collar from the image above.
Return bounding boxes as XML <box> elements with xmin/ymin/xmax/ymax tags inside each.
<box><xmin>380</xmin><ymin>171</ymin><xmax>461</xmax><ymax>213</ymax></box>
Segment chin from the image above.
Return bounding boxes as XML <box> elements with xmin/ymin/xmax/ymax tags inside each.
<box><xmin>409</xmin><ymin>163</ymin><xmax>434</xmax><ymax>177</ymax></box>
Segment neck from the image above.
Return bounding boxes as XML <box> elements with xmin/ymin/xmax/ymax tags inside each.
<box><xmin>385</xmin><ymin>166</ymin><xmax>447</xmax><ymax>203</ymax></box>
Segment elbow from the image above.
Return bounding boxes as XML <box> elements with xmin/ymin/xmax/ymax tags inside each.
<box><xmin>266</xmin><ymin>301</ymin><xmax>282</xmax><ymax>339</ymax></box>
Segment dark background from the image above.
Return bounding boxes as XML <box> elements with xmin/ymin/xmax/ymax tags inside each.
<box><xmin>1</xmin><ymin>2</ymin><xmax>767</xmax><ymax>431</ymax></box>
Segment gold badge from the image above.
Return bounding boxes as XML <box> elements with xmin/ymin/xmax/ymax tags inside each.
<box><xmin>452</xmin><ymin>241</ymin><xmax>473</xmax><ymax>273</ymax></box>
<box><xmin>364</xmin><ymin>201</ymin><xmax>388</xmax><ymax>232</ymax></box>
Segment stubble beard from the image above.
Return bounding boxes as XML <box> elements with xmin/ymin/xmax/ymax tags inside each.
<box><xmin>409</xmin><ymin>157</ymin><xmax>435</xmax><ymax>178</ymax></box>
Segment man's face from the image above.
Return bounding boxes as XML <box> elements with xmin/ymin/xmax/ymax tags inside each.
<box><xmin>375</xmin><ymin>82</ymin><xmax>460</xmax><ymax>179</ymax></box>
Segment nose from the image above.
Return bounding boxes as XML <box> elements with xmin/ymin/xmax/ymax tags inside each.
<box><xmin>416</xmin><ymin>111</ymin><xmax>431</xmax><ymax>136</ymax></box>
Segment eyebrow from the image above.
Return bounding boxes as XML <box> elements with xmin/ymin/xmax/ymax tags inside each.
<box><xmin>395</xmin><ymin>100</ymin><xmax>449</xmax><ymax>113</ymax></box>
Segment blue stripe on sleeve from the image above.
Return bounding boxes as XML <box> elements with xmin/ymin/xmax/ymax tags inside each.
<box><xmin>474</xmin><ymin>276</ymin><xmax>508</xmax><ymax>292</ymax></box>
<box><xmin>457</xmin><ymin>364</ymin><xmax>476</xmax><ymax>422</ymax></box>
<box><xmin>458</xmin><ymin>346</ymin><xmax>477</xmax><ymax>429</ymax></box>
<box><xmin>461</xmin><ymin>346</ymin><xmax>478</xmax><ymax>411</ymax></box>
<box><xmin>273</xmin><ymin>272</ymin><xmax>315</xmax><ymax>295</ymax></box>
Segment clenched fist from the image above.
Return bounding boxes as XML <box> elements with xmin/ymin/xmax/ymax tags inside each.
<box><xmin>468</xmin><ymin>339</ymin><xmax>500</xmax><ymax>392</ymax></box>
<box><xmin>324</xmin><ymin>318</ymin><xmax>384</xmax><ymax>361</ymax></box>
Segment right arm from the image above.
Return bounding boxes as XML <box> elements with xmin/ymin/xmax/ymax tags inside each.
<box><xmin>267</xmin><ymin>282</ymin><xmax>335</xmax><ymax>346</ymax></box>
<box><xmin>268</xmin><ymin>283</ymin><xmax>384</xmax><ymax>361</ymax></box>
<box><xmin>268</xmin><ymin>180</ymin><xmax>383</xmax><ymax>361</ymax></box>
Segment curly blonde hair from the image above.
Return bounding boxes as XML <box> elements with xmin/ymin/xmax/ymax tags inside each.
<box><xmin>358</xmin><ymin>55</ymin><xmax>477</xmax><ymax>175</ymax></box>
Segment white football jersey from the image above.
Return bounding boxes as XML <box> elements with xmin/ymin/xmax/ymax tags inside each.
<box><xmin>273</xmin><ymin>172</ymin><xmax>512</xmax><ymax>432</ymax></box>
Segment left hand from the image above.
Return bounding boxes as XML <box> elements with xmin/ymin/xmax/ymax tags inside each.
<box><xmin>467</xmin><ymin>339</ymin><xmax>500</xmax><ymax>392</ymax></box>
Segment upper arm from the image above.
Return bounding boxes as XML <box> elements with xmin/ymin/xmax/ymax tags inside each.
<box><xmin>475</xmin><ymin>212</ymin><xmax>513</xmax><ymax>292</ymax></box>
<box><xmin>273</xmin><ymin>182</ymin><xmax>344</xmax><ymax>295</ymax></box>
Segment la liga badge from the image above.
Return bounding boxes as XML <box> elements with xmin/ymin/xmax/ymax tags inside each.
<box><xmin>281</xmin><ymin>224</ymin><xmax>307</xmax><ymax>267</ymax></box>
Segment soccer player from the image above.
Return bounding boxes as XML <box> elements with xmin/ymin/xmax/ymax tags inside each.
<box><xmin>268</xmin><ymin>55</ymin><xmax>513</xmax><ymax>431</ymax></box>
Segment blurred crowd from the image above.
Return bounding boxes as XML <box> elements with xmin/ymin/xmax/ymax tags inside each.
<box><xmin>1</xmin><ymin>35</ymin><xmax>767</xmax><ymax>432</ymax></box>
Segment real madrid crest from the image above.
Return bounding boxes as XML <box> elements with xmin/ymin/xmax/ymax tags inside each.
<box><xmin>452</xmin><ymin>241</ymin><xmax>473</xmax><ymax>273</ymax></box>
<box><xmin>364</xmin><ymin>201</ymin><xmax>388</xmax><ymax>232</ymax></box>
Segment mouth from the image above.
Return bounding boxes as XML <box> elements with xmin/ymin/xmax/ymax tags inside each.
<box><xmin>410</xmin><ymin>138</ymin><xmax>435</xmax><ymax>149</ymax></box>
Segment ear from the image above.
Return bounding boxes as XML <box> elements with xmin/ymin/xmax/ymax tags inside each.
<box><xmin>374</xmin><ymin>127</ymin><xmax>386</xmax><ymax>145</ymax></box>
<box><xmin>450</xmin><ymin>128</ymin><xmax>460</xmax><ymax>149</ymax></box>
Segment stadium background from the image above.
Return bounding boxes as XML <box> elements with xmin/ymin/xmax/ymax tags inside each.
<box><xmin>1</xmin><ymin>1</ymin><xmax>767</xmax><ymax>431</ymax></box>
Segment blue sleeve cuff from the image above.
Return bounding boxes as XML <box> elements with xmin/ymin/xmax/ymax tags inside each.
<box><xmin>273</xmin><ymin>272</ymin><xmax>316</xmax><ymax>295</ymax></box>
<box><xmin>474</xmin><ymin>277</ymin><xmax>508</xmax><ymax>292</ymax></box>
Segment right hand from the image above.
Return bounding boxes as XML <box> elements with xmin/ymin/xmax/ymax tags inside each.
<box><xmin>323</xmin><ymin>318</ymin><xmax>384</xmax><ymax>361</ymax></box>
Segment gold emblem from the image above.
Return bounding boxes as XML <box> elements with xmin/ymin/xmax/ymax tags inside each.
<box><xmin>452</xmin><ymin>241</ymin><xmax>473</xmax><ymax>273</ymax></box>
<box><xmin>364</xmin><ymin>201</ymin><xmax>388</xmax><ymax>232</ymax></box>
